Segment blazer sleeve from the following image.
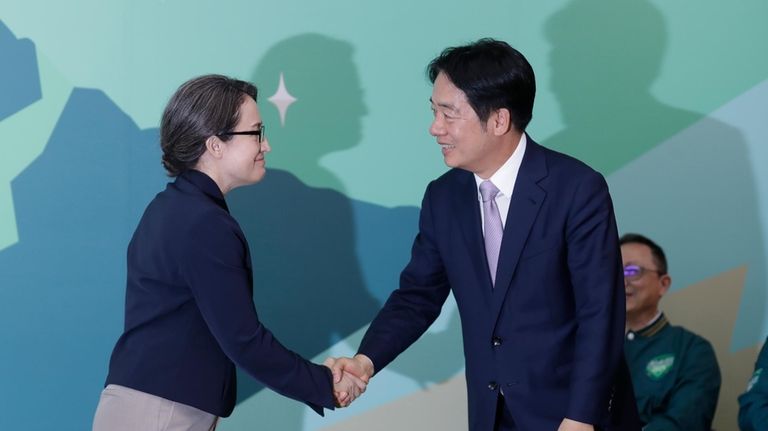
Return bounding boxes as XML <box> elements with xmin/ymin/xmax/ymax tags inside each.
<box><xmin>180</xmin><ymin>209</ymin><xmax>335</xmax><ymax>415</ymax></box>
<box><xmin>563</xmin><ymin>170</ymin><xmax>626</xmax><ymax>424</ymax></box>
<box><xmin>358</xmin><ymin>181</ymin><xmax>452</xmax><ymax>372</ymax></box>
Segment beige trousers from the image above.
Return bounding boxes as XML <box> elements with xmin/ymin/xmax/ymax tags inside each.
<box><xmin>93</xmin><ymin>384</ymin><xmax>218</xmax><ymax>431</ymax></box>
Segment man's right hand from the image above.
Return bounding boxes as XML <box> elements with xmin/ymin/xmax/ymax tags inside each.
<box><xmin>324</xmin><ymin>354</ymin><xmax>374</xmax><ymax>385</ymax></box>
<box><xmin>324</xmin><ymin>355</ymin><xmax>374</xmax><ymax>407</ymax></box>
<box><xmin>331</xmin><ymin>370</ymin><xmax>367</xmax><ymax>407</ymax></box>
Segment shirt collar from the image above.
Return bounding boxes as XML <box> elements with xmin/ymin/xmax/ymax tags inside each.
<box><xmin>631</xmin><ymin>312</ymin><xmax>669</xmax><ymax>339</ymax></box>
<box><xmin>474</xmin><ymin>133</ymin><xmax>527</xmax><ymax>197</ymax></box>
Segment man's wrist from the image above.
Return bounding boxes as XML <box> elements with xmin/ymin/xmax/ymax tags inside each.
<box><xmin>354</xmin><ymin>354</ymin><xmax>375</xmax><ymax>379</ymax></box>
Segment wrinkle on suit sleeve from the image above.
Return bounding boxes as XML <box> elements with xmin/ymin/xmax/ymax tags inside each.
<box><xmin>358</xmin><ymin>181</ymin><xmax>451</xmax><ymax>373</ymax></box>
<box><xmin>179</xmin><ymin>209</ymin><xmax>335</xmax><ymax>415</ymax></box>
<box><xmin>563</xmin><ymin>170</ymin><xmax>625</xmax><ymax>424</ymax></box>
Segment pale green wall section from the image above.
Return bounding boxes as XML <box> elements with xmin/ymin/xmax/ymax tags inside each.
<box><xmin>2</xmin><ymin>0</ymin><xmax>766</xmax><ymax>214</ymax></box>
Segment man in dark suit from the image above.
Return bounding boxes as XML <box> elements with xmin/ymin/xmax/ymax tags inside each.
<box><xmin>327</xmin><ymin>39</ymin><xmax>639</xmax><ymax>431</ymax></box>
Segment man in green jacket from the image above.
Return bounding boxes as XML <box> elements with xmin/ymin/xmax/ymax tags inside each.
<box><xmin>739</xmin><ymin>337</ymin><xmax>768</xmax><ymax>430</ymax></box>
<box><xmin>621</xmin><ymin>233</ymin><xmax>721</xmax><ymax>430</ymax></box>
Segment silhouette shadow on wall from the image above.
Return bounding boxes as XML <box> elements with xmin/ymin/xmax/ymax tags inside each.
<box><xmin>544</xmin><ymin>0</ymin><xmax>701</xmax><ymax>174</ymax></box>
<box><xmin>228</xmin><ymin>34</ymin><xmax>464</xmax><ymax>412</ymax></box>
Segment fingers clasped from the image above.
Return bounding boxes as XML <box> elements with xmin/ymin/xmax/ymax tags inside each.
<box><xmin>324</xmin><ymin>355</ymin><xmax>374</xmax><ymax>407</ymax></box>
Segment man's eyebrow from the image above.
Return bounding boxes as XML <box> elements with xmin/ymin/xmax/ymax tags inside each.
<box><xmin>429</xmin><ymin>98</ymin><xmax>458</xmax><ymax>111</ymax></box>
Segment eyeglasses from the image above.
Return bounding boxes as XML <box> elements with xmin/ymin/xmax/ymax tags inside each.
<box><xmin>217</xmin><ymin>124</ymin><xmax>266</xmax><ymax>143</ymax></box>
<box><xmin>623</xmin><ymin>264</ymin><xmax>664</xmax><ymax>281</ymax></box>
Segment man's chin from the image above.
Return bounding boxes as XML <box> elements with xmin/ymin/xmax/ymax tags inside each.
<box><xmin>442</xmin><ymin>156</ymin><xmax>460</xmax><ymax>168</ymax></box>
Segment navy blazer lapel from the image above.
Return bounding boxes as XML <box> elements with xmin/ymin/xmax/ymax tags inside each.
<box><xmin>452</xmin><ymin>170</ymin><xmax>494</xmax><ymax>307</ymax></box>
<box><xmin>491</xmin><ymin>139</ymin><xmax>547</xmax><ymax>320</ymax></box>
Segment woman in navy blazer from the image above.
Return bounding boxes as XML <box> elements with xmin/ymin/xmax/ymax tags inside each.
<box><xmin>93</xmin><ymin>75</ymin><xmax>363</xmax><ymax>431</ymax></box>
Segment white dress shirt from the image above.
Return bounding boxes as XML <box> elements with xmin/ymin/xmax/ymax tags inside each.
<box><xmin>474</xmin><ymin>134</ymin><xmax>527</xmax><ymax>233</ymax></box>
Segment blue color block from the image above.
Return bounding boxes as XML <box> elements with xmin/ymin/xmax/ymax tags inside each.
<box><xmin>0</xmin><ymin>20</ymin><xmax>42</xmax><ymax>121</ymax></box>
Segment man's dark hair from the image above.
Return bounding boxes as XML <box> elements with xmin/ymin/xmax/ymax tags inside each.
<box><xmin>620</xmin><ymin>233</ymin><xmax>668</xmax><ymax>275</ymax></box>
<box><xmin>160</xmin><ymin>74</ymin><xmax>257</xmax><ymax>176</ymax></box>
<box><xmin>427</xmin><ymin>38</ymin><xmax>536</xmax><ymax>131</ymax></box>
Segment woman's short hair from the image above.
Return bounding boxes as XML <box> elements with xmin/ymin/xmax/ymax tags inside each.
<box><xmin>160</xmin><ymin>74</ymin><xmax>257</xmax><ymax>176</ymax></box>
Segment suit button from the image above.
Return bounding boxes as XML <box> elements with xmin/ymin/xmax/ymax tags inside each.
<box><xmin>488</xmin><ymin>381</ymin><xmax>498</xmax><ymax>391</ymax></box>
<box><xmin>492</xmin><ymin>337</ymin><xmax>502</xmax><ymax>347</ymax></box>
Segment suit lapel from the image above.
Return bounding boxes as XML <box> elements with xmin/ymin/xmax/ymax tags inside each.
<box><xmin>491</xmin><ymin>139</ymin><xmax>548</xmax><ymax>321</ymax></box>
<box><xmin>453</xmin><ymin>171</ymin><xmax>494</xmax><ymax>308</ymax></box>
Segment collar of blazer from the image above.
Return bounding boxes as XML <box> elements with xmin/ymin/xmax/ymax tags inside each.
<box><xmin>177</xmin><ymin>169</ymin><xmax>230</xmax><ymax>212</ymax></box>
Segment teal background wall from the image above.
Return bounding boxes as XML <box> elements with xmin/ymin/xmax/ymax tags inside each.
<box><xmin>1</xmin><ymin>1</ymin><xmax>766</xmax><ymax>429</ymax></box>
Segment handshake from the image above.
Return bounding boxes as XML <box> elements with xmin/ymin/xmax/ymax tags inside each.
<box><xmin>323</xmin><ymin>354</ymin><xmax>375</xmax><ymax>408</ymax></box>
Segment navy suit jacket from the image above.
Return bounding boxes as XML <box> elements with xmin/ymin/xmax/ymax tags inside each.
<box><xmin>359</xmin><ymin>138</ymin><xmax>640</xmax><ymax>431</ymax></box>
<box><xmin>105</xmin><ymin>170</ymin><xmax>335</xmax><ymax>417</ymax></box>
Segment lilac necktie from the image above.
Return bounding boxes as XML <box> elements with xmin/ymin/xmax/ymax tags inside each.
<box><xmin>480</xmin><ymin>180</ymin><xmax>503</xmax><ymax>286</ymax></box>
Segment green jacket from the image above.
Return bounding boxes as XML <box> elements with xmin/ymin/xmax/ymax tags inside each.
<box><xmin>739</xmin><ymin>337</ymin><xmax>768</xmax><ymax>431</ymax></box>
<box><xmin>624</xmin><ymin>313</ymin><xmax>721</xmax><ymax>431</ymax></box>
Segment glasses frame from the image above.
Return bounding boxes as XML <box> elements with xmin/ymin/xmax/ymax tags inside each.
<box><xmin>217</xmin><ymin>124</ymin><xmax>266</xmax><ymax>143</ymax></box>
<box><xmin>623</xmin><ymin>264</ymin><xmax>665</xmax><ymax>281</ymax></box>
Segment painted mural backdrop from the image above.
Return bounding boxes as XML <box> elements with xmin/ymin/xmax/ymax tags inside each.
<box><xmin>1</xmin><ymin>1</ymin><xmax>766</xmax><ymax>429</ymax></box>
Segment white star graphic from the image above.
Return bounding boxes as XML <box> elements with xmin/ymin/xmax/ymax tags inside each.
<box><xmin>268</xmin><ymin>72</ymin><xmax>297</xmax><ymax>126</ymax></box>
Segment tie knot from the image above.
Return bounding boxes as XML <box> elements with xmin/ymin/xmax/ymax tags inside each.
<box><xmin>479</xmin><ymin>180</ymin><xmax>500</xmax><ymax>202</ymax></box>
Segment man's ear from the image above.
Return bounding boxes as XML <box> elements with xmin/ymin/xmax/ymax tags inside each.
<box><xmin>659</xmin><ymin>274</ymin><xmax>672</xmax><ymax>296</ymax></box>
<box><xmin>489</xmin><ymin>108</ymin><xmax>513</xmax><ymax>136</ymax></box>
